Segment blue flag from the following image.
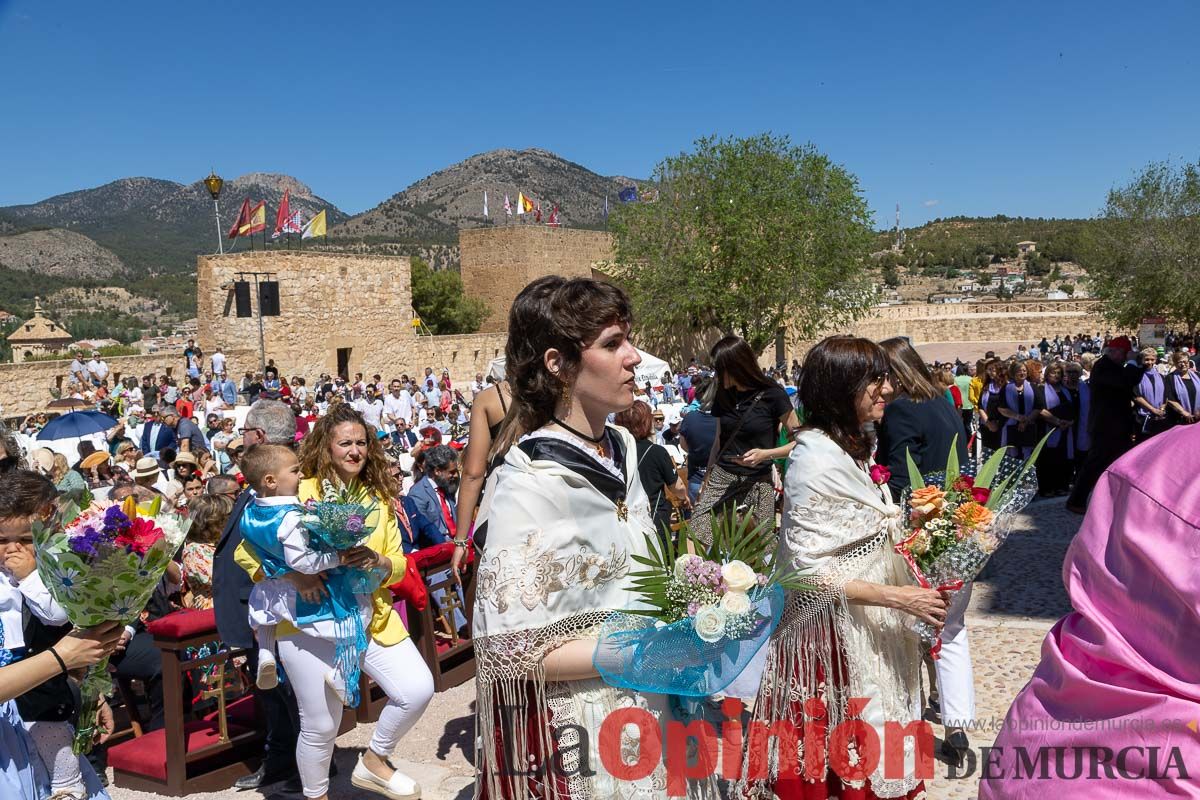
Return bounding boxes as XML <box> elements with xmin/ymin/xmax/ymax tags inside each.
<box><xmin>618</xmin><ymin>186</ymin><xmax>638</xmax><ymax>203</ymax></box>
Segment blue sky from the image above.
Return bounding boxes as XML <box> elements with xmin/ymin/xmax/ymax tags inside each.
<box><xmin>2</xmin><ymin>0</ymin><xmax>1197</xmax><ymax>227</ymax></box>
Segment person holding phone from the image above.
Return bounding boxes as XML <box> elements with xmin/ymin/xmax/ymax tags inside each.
<box><xmin>690</xmin><ymin>335</ymin><xmax>798</xmax><ymax>550</ymax></box>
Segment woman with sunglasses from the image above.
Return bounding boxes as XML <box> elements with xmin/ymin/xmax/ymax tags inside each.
<box><xmin>743</xmin><ymin>336</ymin><xmax>946</xmax><ymax>800</ymax></box>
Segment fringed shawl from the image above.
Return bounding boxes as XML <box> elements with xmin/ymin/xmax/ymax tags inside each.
<box><xmin>741</xmin><ymin>429</ymin><xmax>923</xmax><ymax>799</ymax></box>
<box><xmin>471</xmin><ymin>425</ymin><xmax>671</xmax><ymax>800</ymax></box>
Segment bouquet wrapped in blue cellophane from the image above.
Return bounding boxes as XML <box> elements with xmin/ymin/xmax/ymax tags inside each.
<box><xmin>297</xmin><ymin>479</ymin><xmax>383</xmax><ymax>705</ymax></box>
<box><xmin>593</xmin><ymin>511</ymin><xmax>807</xmax><ymax>697</ymax></box>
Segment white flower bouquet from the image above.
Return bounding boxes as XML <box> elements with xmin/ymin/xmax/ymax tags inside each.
<box><xmin>593</xmin><ymin>511</ymin><xmax>807</xmax><ymax>697</ymax></box>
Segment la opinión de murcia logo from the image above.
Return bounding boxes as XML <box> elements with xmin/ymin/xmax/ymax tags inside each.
<box><xmin>494</xmin><ymin>698</ymin><xmax>1191</xmax><ymax>796</ymax></box>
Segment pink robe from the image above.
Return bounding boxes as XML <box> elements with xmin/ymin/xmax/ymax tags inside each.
<box><xmin>979</xmin><ymin>423</ymin><xmax>1200</xmax><ymax>797</ymax></box>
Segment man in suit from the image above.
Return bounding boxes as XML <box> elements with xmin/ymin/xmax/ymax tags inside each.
<box><xmin>212</xmin><ymin>399</ymin><xmax>319</xmax><ymax>792</ymax></box>
<box><xmin>405</xmin><ymin>445</ymin><xmax>467</xmax><ymax>635</ymax></box>
<box><xmin>139</xmin><ymin>408</ymin><xmax>178</xmax><ymax>458</ymax></box>
<box><xmin>407</xmin><ymin>444</ymin><xmax>458</xmax><ymax>539</ymax></box>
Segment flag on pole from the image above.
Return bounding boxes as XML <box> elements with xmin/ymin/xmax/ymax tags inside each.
<box><xmin>301</xmin><ymin>209</ymin><xmax>327</xmax><ymax>239</ymax></box>
<box><xmin>244</xmin><ymin>201</ymin><xmax>267</xmax><ymax>235</ymax></box>
<box><xmin>534</xmin><ymin>202</ymin><xmax>542</xmax><ymax>223</ymax></box>
<box><xmin>279</xmin><ymin>209</ymin><xmax>303</xmax><ymax>235</ymax></box>
<box><xmin>272</xmin><ymin>190</ymin><xmax>291</xmax><ymax>239</ymax></box>
<box><xmin>483</xmin><ymin>190</ymin><xmax>489</xmax><ymax>218</ymax></box>
<box><xmin>228</xmin><ymin>199</ymin><xmax>251</xmax><ymax>239</ymax></box>
<box><xmin>503</xmin><ymin>194</ymin><xmax>512</xmax><ymax>217</ymax></box>
<box><xmin>548</xmin><ymin>205</ymin><xmax>559</xmax><ymax>226</ymax></box>
<box><xmin>618</xmin><ymin>186</ymin><xmax>639</xmax><ymax>203</ymax></box>
<box><xmin>517</xmin><ymin>192</ymin><xmax>532</xmax><ymax>215</ymax></box>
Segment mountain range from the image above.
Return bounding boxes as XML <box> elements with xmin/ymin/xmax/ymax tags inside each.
<box><xmin>0</xmin><ymin>148</ymin><xmax>639</xmax><ymax>318</ymax></box>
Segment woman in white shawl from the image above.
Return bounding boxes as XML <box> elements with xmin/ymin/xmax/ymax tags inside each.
<box><xmin>472</xmin><ymin>276</ymin><xmax>671</xmax><ymax>799</ymax></box>
<box><xmin>743</xmin><ymin>336</ymin><xmax>947</xmax><ymax>800</ymax></box>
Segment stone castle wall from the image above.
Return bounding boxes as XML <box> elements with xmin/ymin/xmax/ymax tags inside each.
<box><xmin>196</xmin><ymin>251</ymin><xmax>509</xmax><ymax>386</ymax></box>
<box><xmin>460</xmin><ymin>226</ymin><xmax>614</xmax><ymax>331</ymax></box>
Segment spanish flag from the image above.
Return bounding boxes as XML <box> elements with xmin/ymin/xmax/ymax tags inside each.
<box><xmin>517</xmin><ymin>192</ymin><xmax>533</xmax><ymax>215</ymax></box>
<box><xmin>242</xmin><ymin>201</ymin><xmax>266</xmax><ymax>236</ymax></box>
<box><xmin>302</xmin><ymin>209</ymin><xmax>327</xmax><ymax>239</ymax></box>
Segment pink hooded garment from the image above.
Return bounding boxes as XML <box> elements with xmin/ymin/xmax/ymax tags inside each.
<box><xmin>979</xmin><ymin>422</ymin><xmax>1200</xmax><ymax>798</ymax></box>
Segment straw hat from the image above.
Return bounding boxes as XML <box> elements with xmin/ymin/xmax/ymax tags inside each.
<box><xmin>132</xmin><ymin>457</ymin><xmax>161</xmax><ymax>479</ymax></box>
<box><xmin>173</xmin><ymin>452</ymin><xmax>199</xmax><ymax>467</ymax></box>
<box><xmin>80</xmin><ymin>451</ymin><xmax>111</xmax><ymax>470</ymax></box>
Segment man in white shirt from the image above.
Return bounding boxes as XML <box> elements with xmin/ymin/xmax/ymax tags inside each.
<box><xmin>424</xmin><ymin>377</ymin><xmax>441</xmax><ymax>410</ymax></box>
<box><xmin>352</xmin><ymin>389</ymin><xmax>384</xmax><ymax>431</ymax></box>
<box><xmin>210</xmin><ymin>347</ymin><xmax>227</xmax><ymax>376</ymax></box>
<box><xmin>382</xmin><ymin>379</ymin><xmax>414</xmax><ymax>443</ymax></box>
<box><xmin>86</xmin><ymin>351</ymin><xmax>109</xmax><ymax>386</ymax></box>
<box><xmin>469</xmin><ymin>373</ymin><xmax>487</xmax><ymax>399</ymax></box>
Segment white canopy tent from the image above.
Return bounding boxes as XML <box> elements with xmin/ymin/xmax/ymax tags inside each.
<box><xmin>487</xmin><ymin>348</ymin><xmax>672</xmax><ymax>388</ymax></box>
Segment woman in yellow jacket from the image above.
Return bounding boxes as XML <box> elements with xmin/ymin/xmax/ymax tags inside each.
<box><xmin>237</xmin><ymin>404</ymin><xmax>433</xmax><ymax>800</ymax></box>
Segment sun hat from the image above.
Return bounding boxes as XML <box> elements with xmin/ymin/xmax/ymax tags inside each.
<box><xmin>173</xmin><ymin>452</ymin><xmax>199</xmax><ymax>467</ymax></box>
<box><xmin>29</xmin><ymin>448</ymin><xmax>54</xmax><ymax>475</ymax></box>
<box><xmin>132</xmin><ymin>457</ymin><xmax>161</xmax><ymax>478</ymax></box>
<box><xmin>80</xmin><ymin>451</ymin><xmax>111</xmax><ymax>470</ymax></box>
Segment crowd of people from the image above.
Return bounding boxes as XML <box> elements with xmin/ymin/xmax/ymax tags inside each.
<box><xmin>0</xmin><ymin>285</ymin><xmax>1195</xmax><ymax>800</ymax></box>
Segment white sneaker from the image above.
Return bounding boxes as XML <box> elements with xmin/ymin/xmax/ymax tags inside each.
<box><xmin>255</xmin><ymin>651</ymin><xmax>277</xmax><ymax>691</ymax></box>
<box><xmin>350</xmin><ymin>754</ymin><xmax>421</xmax><ymax>799</ymax></box>
<box><xmin>325</xmin><ymin>667</ymin><xmax>350</xmax><ymax>705</ymax></box>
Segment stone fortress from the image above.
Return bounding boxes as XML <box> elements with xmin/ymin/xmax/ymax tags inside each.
<box><xmin>0</xmin><ymin>225</ymin><xmax>1102</xmax><ymax>418</ymax></box>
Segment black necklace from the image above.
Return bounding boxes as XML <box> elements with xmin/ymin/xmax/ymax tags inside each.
<box><xmin>551</xmin><ymin>416</ymin><xmax>606</xmax><ymax>445</ymax></box>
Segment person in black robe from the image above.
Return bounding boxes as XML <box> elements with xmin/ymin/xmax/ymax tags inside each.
<box><xmin>1066</xmin><ymin>337</ymin><xmax>1143</xmax><ymax>513</ymax></box>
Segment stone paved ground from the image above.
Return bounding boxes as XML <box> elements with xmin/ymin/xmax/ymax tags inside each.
<box><xmin>109</xmin><ymin>499</ymin><xmax>1079</xmax><ymax>800</ymax></box>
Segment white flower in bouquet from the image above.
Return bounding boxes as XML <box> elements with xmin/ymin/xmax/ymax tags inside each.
<box><xmin>674</xmin><ymin>553</ymin><xmax>697</xmax><ymax>581</ymax></box>
<box><xmin>925</xmin><ymin>517</ymin><xmax>955</xmax><ymax>539</ymax></box>
<box><xmin>719</xmin><ymin>590</ymin><xmax>751</xmax><ymax>616</ymax></box>
<box><xmin>693</xmin><ymin>604</ymin><xmax>728</xmax><ymax>642</ymax></box>
<box><xmin>720</xmin><ymin>559</ymin><xmax>757</xmax><ymax>593</ymax></box>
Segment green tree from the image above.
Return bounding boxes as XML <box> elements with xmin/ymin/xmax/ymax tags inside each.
<box><xmin>409</xmin><ymin>258</ymin><xmax>487</xmax><ymax>335</ymax></box>
<box><xmin>609</xmin><ymin>133</ymin><xmax>876</xmax><ymax>355</ymax></box>
<box><xmin>881</xmin><ymin>263</ymin><xmax>900</xmax><ymax>288</ymax></box>
<box><xmin>1083</xmin><ymin>160</ymin><xmax>1200</xmax><ymax>337</ymax></box>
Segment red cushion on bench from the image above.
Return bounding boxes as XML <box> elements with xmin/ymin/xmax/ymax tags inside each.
<box><xmin>147</xmin><ymin>609</ymin><xmax>217</xmax><ymax>640</ymax></box>
<box><xmin>202</xmin><ymin>693</ymin><xmax>258</xmax><ymax>728</ymax></box>
<box><xmin>108</xmin><ymin>719</ymin><xmax>252</xmax><ymax>782</ymax></box>
<box><xmin>408</xmin><ymin>542</ymin><xmax>456</xmax><ymax>569</ymax></box>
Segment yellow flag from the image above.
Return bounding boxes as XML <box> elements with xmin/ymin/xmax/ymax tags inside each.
<box><xmin>518</xmin><ymin>192</ymin><xmax>533</xmax><ymax>215</ymax></box>
<box><xmin>301</xmin><ymin>209</ymin><xmax>327</xmax><ymax>239</ymax></box>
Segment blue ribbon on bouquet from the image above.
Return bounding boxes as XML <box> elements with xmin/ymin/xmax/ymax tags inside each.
<box><xmin>593</xmin><ymin>585</ymin><xmax>785</xmax><ymax>697</ymax></box>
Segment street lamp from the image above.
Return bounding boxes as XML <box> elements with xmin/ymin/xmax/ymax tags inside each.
<box><xmin>203</xmin><ymin>170</ymin><xmax>224</xmax><ymax>254</ymax></box>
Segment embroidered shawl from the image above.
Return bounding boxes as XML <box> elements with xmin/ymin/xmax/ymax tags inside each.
<box><xmin>472</xmin><ymin>424</ymin><xmax>670</xmax><ymax>799</ymax></box>
<box><xmin>741</xmin><ymin>429</ymin><xmax>923</xmax><ymax>799</ymax></box>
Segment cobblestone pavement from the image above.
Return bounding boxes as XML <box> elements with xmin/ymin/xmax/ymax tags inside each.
<box><xmin>109</xmin><ymin>498</ymin><xmax>1079</xmax><ymax>800</ymax></box>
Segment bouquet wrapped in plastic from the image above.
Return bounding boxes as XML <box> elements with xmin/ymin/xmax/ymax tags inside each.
<box><xmin>895</xmin><ymin>434</ymin><xmax>1046</xmax><ymax>657</ymax></box>
<box><xmin>33</xmin><ymin>495</ymin><xmax>190</xmax><ymax>753</ymax></box>
<box><xmin>297</xmin><ymin>478</ymin><xmax>381</xmax><ymax>706</ymax></box>
<box><xmin>593</xmin><ymin>511</ymin><xmax>806</xmax><ymax>697</ymax></box>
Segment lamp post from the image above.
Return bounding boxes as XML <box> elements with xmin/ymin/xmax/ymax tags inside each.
<box><xmin>203</xmin><ymin>170</ymin><xmax>224</xmax><ymax>254</ymax></box>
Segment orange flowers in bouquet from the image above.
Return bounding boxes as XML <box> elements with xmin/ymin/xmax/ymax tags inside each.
<box><xmin>894</xmin><ymin>433</ymin><xmax>1047</xmax><ymax>657</ymax></box>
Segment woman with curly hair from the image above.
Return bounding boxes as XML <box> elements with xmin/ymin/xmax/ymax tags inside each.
<box><xmin>235</xmin><ymin>403</ymin><xmax>433</xmax><ymax>800</ymax></box>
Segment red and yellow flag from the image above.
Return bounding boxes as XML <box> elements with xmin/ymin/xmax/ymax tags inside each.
<box><xmin>242</xmin><ymin>201</ymin><xmax>266</xmax><ymax>236</ymax></box>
